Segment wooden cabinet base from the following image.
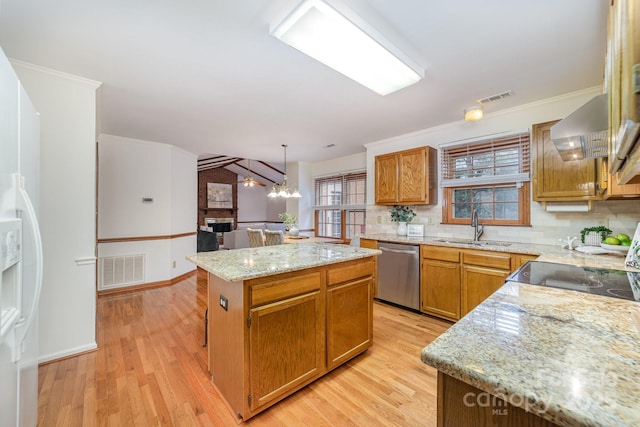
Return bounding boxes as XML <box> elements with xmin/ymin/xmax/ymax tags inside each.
<box><xmin>207</xmin><ymin>257</ymin><xmax>375</xmax><ymax>422</ymax></box>
<box><xmin>437</xmin><ymin>372</ymin><xmax>559</xmax><ymax>427</ymax></box>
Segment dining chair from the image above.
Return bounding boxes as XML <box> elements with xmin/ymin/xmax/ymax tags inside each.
<box><xmin>246</xmin><ymin>228</ymin><xmax>265</xmax><ymax>248</ymax></box>
<box><xmin>264</xmin><ymin>230</ymin><xmax>285</xmax><ymax>246</ymax></box>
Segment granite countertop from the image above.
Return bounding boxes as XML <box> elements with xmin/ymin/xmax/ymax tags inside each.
<box><xmin>421</xmin><ymin>281</ymin><xmax>640</xmax><ymax>427</ymax></box>
<box><xmin>186</xmin><ymin>243</ymin><xmax>380</xmax><ymax>282</ymax></box>
<box><xmin>361</xmin><ymin>233</ymin><xmax>637</xmax><ymax>272</ymax></box>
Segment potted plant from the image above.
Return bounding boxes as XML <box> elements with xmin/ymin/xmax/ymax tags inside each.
<box><xmin>389</xmin><ymin>205</ymin><xmax>416</xmax><ymax>236</ymax></box>
<box><xmin>278</xmin><ymin>212</ymin><xmax>299</xmax><ymax>236</ymax></box>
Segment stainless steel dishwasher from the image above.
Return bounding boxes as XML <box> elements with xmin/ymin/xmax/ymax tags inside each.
<box><xmin>376</xmin><ymin>241</ymin><xmax>420</xmax><ymax>310</ymax></box>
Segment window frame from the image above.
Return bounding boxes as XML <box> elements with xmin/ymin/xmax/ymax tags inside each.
<box><xmin>313</xmin><ymin>172</ymin><xmax>366</xmax><ymax>241</ymax></box>
<box><xmin>440</xmin><ymin>131</ymin><xmax>531</xmax><ymax>226</ymax></box>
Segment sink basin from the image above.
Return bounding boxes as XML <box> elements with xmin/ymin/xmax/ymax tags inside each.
<box><xmin>434</xmin><ymin>239</ymin><xmax>511</xmax><ymax>247</ymax></box>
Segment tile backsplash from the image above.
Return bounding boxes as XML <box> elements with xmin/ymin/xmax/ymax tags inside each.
<box><xmin>366</xmin><ymin>200</ymin><xmax>640</xmax><ymax>246</ymax></box>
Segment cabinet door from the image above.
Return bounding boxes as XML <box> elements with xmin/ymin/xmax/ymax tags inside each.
<box><xmin>326</xmin><ymin>277</ymin><xmax>373</xmax><ymax>370</ymax></box>
<box><xmin>399</xmin><ymin>147</ymin><xmax>438</xmax><ymax>204</ymax></box>
<box><xmin>461</xmin><ymin>265</ymin><xmax>510</xmax><ymax>316</ymax></box>
<box><xmin>421</xmin><ymin>259</ymin><xmax>461</xmax><ymax>321</ymax></box>
<box><xmin>606</xmin><ymin>171</ymin><xmax>640</xmax><ymax>198</ymax></box>
<box><xmin>512</xmin><ymin>254</ymin><xmax>538</xmax><ymax>272</ymax></box>
<box><xmin>398</xmin><ymin>148</ymin><xmax>427</xmax><ymax>203</ymax></box>
<box><xmin>532</xmin><ymin>120</ymin><xmax>600</xmax><ymax>200</ymax></box>
<box><xmin>249</xmin><ymin>291</ymin><xmax>324</xmax><ymax>412</ymax></box>
<box><xmin>375</xmin><ymin>153</ymin><xmax>398</xmax><ymax>204</ymax></box>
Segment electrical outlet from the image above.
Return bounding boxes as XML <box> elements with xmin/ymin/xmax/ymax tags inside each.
<box><xmin>377</xmin><ymin>215</ymin><xmax>382</xmax><ymax>224</ymax></box>
<box><xmin>427</xmin><ymin>217</ymin><xmax>434</xmax><ymax>225</ymax></box>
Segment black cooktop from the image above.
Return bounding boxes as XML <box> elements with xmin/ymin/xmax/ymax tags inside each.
<box><xmin>506</xmin><ymin>261</ymin><xmax>640</xmax><ymax>301</ymax></box>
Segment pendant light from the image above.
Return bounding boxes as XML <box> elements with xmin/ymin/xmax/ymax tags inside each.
<box><xmin>268</xmin><ymin>145</ymin><xmax>302</xmax><ymax>198</ymax></box>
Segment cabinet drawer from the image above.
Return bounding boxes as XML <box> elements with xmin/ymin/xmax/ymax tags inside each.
<box><xmin>327</xmin><ymin>258</ymin><xmax>374</xmax><ymax>286</ymax></box>
<box><xmin>462</xmin><ymin>250</ymin><xmax>511</xmax><ymax>270</ymax></box>
<box><xmin>421</xmin><ymin>245</ymin><xmax>460</xmax><ymax>262</ymax></box>
<box><xmin>250</xmin><ymin>272</ymin><xmax>321</xmax><ymax>307</ymax></box>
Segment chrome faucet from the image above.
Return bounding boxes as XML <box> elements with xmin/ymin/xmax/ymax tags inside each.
<box><xmin>471</xmin><ymin>209</ymin><xmax>484</xmax><ymax>242</ymax></box>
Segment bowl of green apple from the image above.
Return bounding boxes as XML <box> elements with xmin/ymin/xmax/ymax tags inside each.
<box><xmin>601</xmin><ymin>233</ymin><xmax>632</xmax><ymax>253</ymax></box>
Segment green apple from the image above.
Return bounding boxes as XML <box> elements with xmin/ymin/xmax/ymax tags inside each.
<box><xmin>621</xmin><ymin>240</ymin><xmax>632</xmax><ymax>246</ymax></box>
<box><xmin>604</xmin><ymin>237</ymin><xmax>621</xmax><ymax>245</ymax></box>
<box><xmin>615</xmin><ymin>233</ymin><xmax>631</xmax><ymax>242</ymax></box>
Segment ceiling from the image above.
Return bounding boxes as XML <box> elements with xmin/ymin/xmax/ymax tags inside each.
<box><xmin>0</xmin><ymin>0</ymin><xmax>608</xmax><ymax>165</ymax></box>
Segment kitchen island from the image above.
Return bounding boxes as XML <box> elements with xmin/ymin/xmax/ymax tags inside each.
<box><xmin>186</xmin><ymin>243</ymin><xmax>380</xmax><ymax>422</ymax></box>
<box><xmin>421</xmin><ymin>280</ymin><xmax>640</xmax><ymax>426</ymax></box>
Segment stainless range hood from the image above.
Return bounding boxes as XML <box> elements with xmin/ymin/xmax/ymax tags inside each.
<box><xmin>550</xmin><ymin>94</ymin><xmax>608</xmax><ymax>161</ymax></box>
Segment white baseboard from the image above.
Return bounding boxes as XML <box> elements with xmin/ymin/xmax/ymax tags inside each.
<box><xmin>38</xmin><ymin>342</ymin><xmax>98</xmax><ymax>364</ymax></box>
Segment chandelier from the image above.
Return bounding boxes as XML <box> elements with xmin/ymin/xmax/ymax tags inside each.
<box><xmin>268</xmin><ymin>144</ymin><xmax>302</xmax><ymax>198</ymax></box>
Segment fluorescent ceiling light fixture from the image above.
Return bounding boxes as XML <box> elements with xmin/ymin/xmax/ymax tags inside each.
<box><xmin>271</xmin><ymin>0</ymin><xmax>423</xmax><ymax>95</ymax></box>
<box><xmin>464</xmin><ymin>105</ymin><xmax>484</xmax><ymax>122</ymax></box>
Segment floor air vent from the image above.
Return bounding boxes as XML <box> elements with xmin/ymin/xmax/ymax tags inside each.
<box><xmin>99</xmin><ymin>254</ymin><xmax>145</xmax><ymax>289</ymax></box>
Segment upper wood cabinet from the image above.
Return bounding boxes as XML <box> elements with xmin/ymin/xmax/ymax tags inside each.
<box><xmin>374</xmin><ymin>146</ymin><xmax>438</xmax><ymax>205</ymax></box>
<box><xmin>602</xmin><ymin>159</ymin><xmax>640</xmax><ymax>199</ymax></box>
<box><xmin>532</xmin><ymin>120</ymin><xmax>604</xmax><ymax>201</ymax></box>
<box><xmin>607</xmin><ymin>0</ymin><xmax>640</xmax><ymax>184</ymax></box>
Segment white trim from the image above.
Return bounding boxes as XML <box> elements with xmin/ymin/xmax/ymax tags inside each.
<box><xmin>9</xmin><ymin>59</ymin><xmax>102</xmax><ymax>88</ymax></box>
<box><xmin>38</xmin><ymin>342</ymin><xmax>98</xmax><ymax>364</ymax></box>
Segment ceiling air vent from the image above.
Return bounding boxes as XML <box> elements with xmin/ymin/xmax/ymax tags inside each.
<box><xmin>478</xmin><ymin>91</ymin><xmax>512</xmax><ymax>104</ymax></box>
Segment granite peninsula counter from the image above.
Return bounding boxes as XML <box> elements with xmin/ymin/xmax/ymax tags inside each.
<box><xmin>186</xmin><ymin>243</ymin><xmax>380</xmax><ymax>422</ymax></box>
<box><xmin>420</xmin><ymin>279</ymin><xmax>640</xmax><ymax>427</ymax></box>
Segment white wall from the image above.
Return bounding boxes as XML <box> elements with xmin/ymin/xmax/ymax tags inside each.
<box><xmin>12</xmin><ymin>60</ymin><xmax>101</xmax><ymax>363</ymax></box>
<box><xmin>362</xmin><ymin>87</ymin><xmax>640</xmax><ymax>244</ymax></box>
<box><xmin>97</xmin><ymin>134</ymin><xmax>197</xmax><ymax>289</ymax></box>
<box><xmin>310</xmin><ymin>152</ymin><xmax>366</xmax><ymax>177</ymax></box>
<box><xmin>237</xmin><ymin>185</ymin><xmax>286</xmax><ymax>223</ymax></box>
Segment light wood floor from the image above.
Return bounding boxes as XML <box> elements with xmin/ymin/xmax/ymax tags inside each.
<box><xmin>37</xmin><ymin>270</ymin><xmax>451</xmax><ymax>426</ymax></box>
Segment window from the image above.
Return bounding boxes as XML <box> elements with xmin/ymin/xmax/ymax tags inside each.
<box><xmin>314</xmin><ymin>172</ymin><xmax>366</xmax><ymax>240</ymax></box>
<box><xmin>441</xmin><ymin>131</ymin><xmax>530</xmax><ymax>226</ymax></box>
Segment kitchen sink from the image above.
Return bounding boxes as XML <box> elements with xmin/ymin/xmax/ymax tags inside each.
<box><xmin>434</xmin><ymin>239</ymin><xmax>511</xmax><ymax>247</ymax></box>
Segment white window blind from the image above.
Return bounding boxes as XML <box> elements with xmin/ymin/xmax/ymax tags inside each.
<box><xmin>314</xmin><ymin>172</ymin><xmax>366</xmax><ymax>209</ymax></box>
<box><xmin>440</xmin><ymin>131</ymin><xmax>530</xmax><ymax>188</ymax></box>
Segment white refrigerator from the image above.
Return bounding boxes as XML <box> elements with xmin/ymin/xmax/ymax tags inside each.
<box><xmin>0</xmin><ymin>47</ymin><xmax>43</xmax><ymax>427</ymax></box>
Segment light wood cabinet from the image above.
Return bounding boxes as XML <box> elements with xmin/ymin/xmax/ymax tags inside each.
<box><xmin>374</xmin><ymin>153</ymin><xmax>399</xmax><ymax>204</ymax></box>
<box><xmin>532</xmin><ymin>120</ymin><xmax>603</xmax><ymax>201</ymax></box>
<box><xmin>607</xmin><ymin>0</ymin><xmax>640</xmax><ymax>185</ymax></box>
<box><xmin>461</xmin><ymin>265</ymin><xmax>511</xmax><ymax>317</ymax></box>
<box><xmin>461</xmin><ymin>250</ymin><xmax>511</xmax><ymax>317</ymax></box>
<box><xmin>420</xmin><ymin>245</ymin><xmax>537</xmax><ymax>321</ymax></box>
<box><xmin>207</xmin><ymin>256</ymin><xmax>375</xmax><ymax>421</ymax></box>
<box><xmin>359</xmin><ymin>238</ymin><xmax>378</xmax><ymax>296</ymax></box>
<box><xmin>375</xmin><ymin>146</ymin><xmax>437</xmax><ymax>205</ymax></box>
<box><xmin>249</xmin><ymin>291</ymin><xmax>324</xmax><ymax>412</ymax></box>
<box><xmin>436</xmin><ymin>372</ymin><xmax>558</xmax><ymax>427</ymax></box>
<box><xmin>327</xmin><ymin>276</ymin><xmax>373</xmax><ymax>370</ymax></box>
<box><xmin>421</xmin><ymin>246</ymin><xmax>461</xmax><ymax>321</ymax></box>
<box><xmin>603</xmin><ymin>159</ymin><xmax>640</xmax><ymax>198</ymax></box>
<box><xmin>512</xmin><ymin>254</ymin><xmax>538</xmax><ymax>269</ymax></box>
